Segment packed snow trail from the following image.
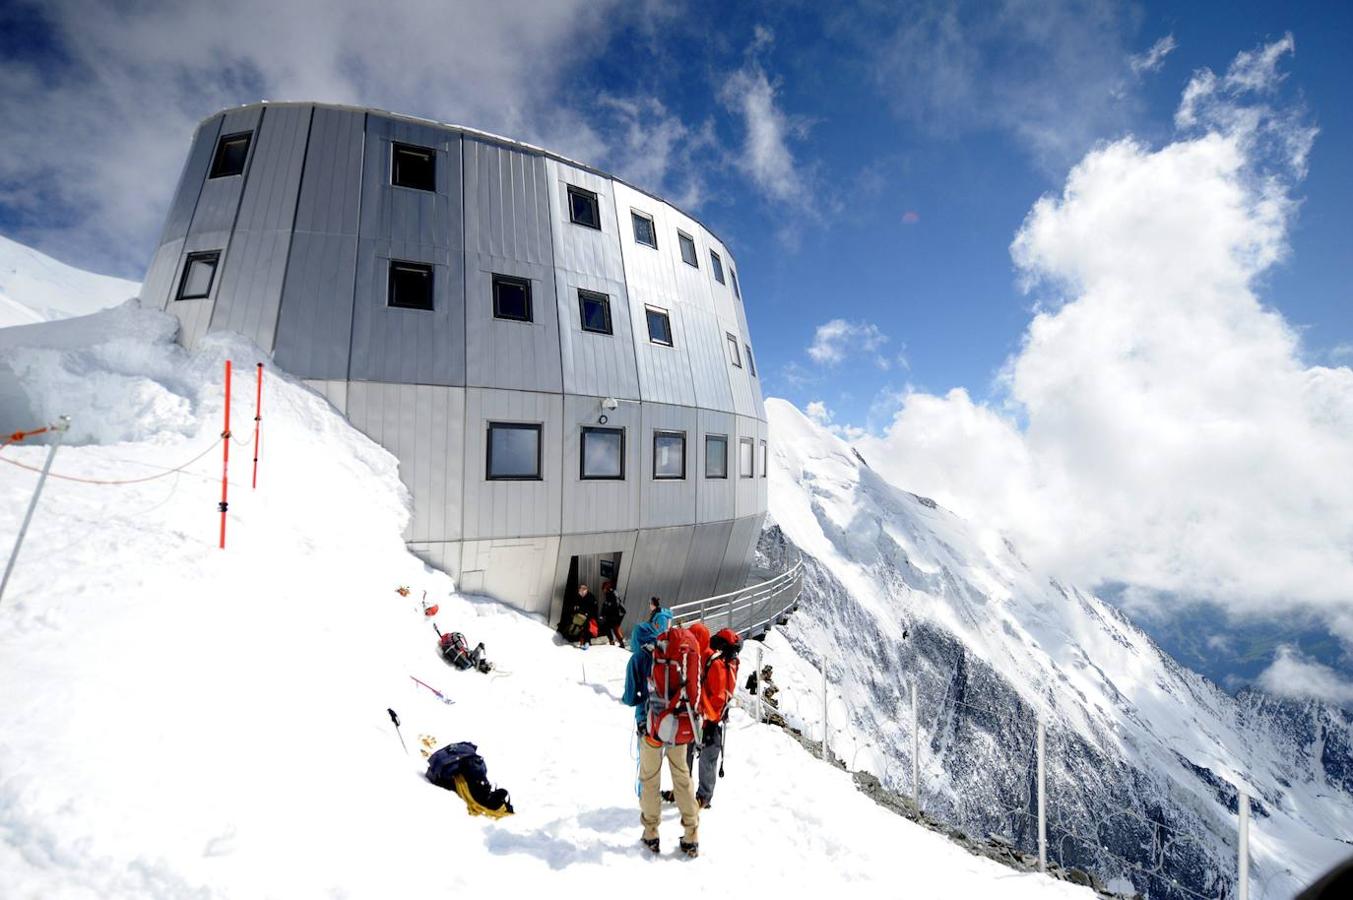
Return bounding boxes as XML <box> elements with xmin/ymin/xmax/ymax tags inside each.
<box><xmin>0</xmin><ymin>304</ymin><xmax>1089</xmax><ymax>898</ymax></box>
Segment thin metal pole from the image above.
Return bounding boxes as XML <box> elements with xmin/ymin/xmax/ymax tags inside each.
<box><xmin>1037</xmin><ymin>719</ymin><xmax>1047</xmax><ymax>873</ymax></box>
<box><xmin>1238</xmin><ymin>791</ymin><xmax>1250</xmax><ymax>900</ymax></box>
<box><xmin>219</xmin><ymin>359</ymin><xmax>231</xmax><ymax>549</ymax></box>
<box><xmin>821</xmin><ymin>662</ymin><xmax>829</xmax><ymax>761</ymax></box>
<box><xmin>911</xmin><ymin>680</ymin><xmax>920</xmax><ymax>812</ymax></box>
<box><xmin>1</xmin><ymin>416</ymin><xmax>70</xmax><ymax>608</ymax></box>
<box><xmin>251</xmin><ymin>362</ymin><xmax>263</xmax><ymax>489</ymax></box>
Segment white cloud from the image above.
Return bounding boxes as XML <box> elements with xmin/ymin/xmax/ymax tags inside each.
<box><xmin>719</xmin><ymin>28</ymin><xmax>811</xmax><ymax>206</ymax></box>
<box><xmin>855</xmin><ymin>38</ymin><xmax>1353</xmax><ymax>646</ymax></box>
<box><xmin>807</xmin><ymin>319</ymin><xmax>891</xmax><ymax>368</ymax></box>
<box><xmin>1258</xmin><ymin>646</ymin><xmax>1353</xmax><ymax>707</ymax></box>
<box><xmin>802</xmin><ymin>400</ymin><xmax>867</xmax><ymax>441</ymax></box>
<box><xmin>1332</xmin><ymin>344</ymin><xmax>1353</xmax><ymax>363</ymax></box>
<box><xmin>594</xmin><ymin>95</ymin><xmax>719</xmax><ymax>210</ymax></box>
<box><xmin>805</xmin><ymin>400</ymin><xmax>832</xmax><ymax>426</ymax></box>
<box><xmin>1129</xmin><ymin>34</ymin><xmax>1177</xmax><ymax>75</ymax></box>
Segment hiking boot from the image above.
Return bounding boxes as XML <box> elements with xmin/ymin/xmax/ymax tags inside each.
<box><xmin>679</xmin><ymin>839</ymin><xmax>699</xmax><ymax>859</ymax></box>
<box><xmin>697</xmin><ymin>796</ymin><xmax>711</xmax><ymax>810</ymax></box>
<box><xmin>660</xmin><ymin>790</ymin><xmax>675</xmax><ymax>803</ymax></box>
<box><xmin>641</xmin><ymin>836</ymin><xmax>660</xmax><ymax>854</ymax></box>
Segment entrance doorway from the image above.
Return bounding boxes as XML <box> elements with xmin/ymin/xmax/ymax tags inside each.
<box><xmin>564</xmin><ymin>551</ymin><xmax>623</xmax><ymax>614</ymax></box>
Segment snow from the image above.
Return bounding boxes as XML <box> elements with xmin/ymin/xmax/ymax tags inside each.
<box><xmin>0</xmin><ymin>235</ymin><xmax>139</xmax><ymax>329</ymax></box>
<box><xmin>0</xmin><ymin>298</ymin><xmax>1091</xmax><ymax>898</ymax></box>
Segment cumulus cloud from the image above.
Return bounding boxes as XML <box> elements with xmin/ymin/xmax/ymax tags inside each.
<box><xmin>807</xmin><ymin>319</ymin><xmax>892</xmax><ymax>369</ymax></box>
<box><xmin>1258</xmin><ymin>646</ymin><xmax>1353</xmax><ymax>707</ymax></box>
<box><xmin>719</xmin><ymin>28</ymin><xmax>812</xmax><ymax>208</ymax></box>
<box><xmin>1129</xmin><ymin>34</ymin><xmax>1177</xmax><ymax>75</ymax></box>
<box><xmin>855</xmin><ymin>38</ymin><xmax>1353</xmax><ymax>648</ymax></box>
<box><xmin>803</xmin><ymin>400</ymin><xmax>868</xmax><ymax>441</ymax></box>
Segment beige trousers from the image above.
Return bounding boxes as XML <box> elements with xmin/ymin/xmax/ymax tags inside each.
<box><xmin>639</xmin><ymin>739</ymin><xmax>700</xmax><ymax>843</ymax></box>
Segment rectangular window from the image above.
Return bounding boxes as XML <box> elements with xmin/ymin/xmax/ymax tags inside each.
<box><xmin>739</xmin><ymin>437</ymin><xmax>754</xmax><ymax>478</ymax></box>
<box><xmin>632</xmin><ymin>210</ymin><xmax>657</xmax><ymax>248</ymax></box>
<box><xmin>731</xmin><ymin>269</ymin><xmax>741</xmax><ymax>300</ymax></box>
<box><xmin>208</xmin><ymin>132</ymin><xmax>251</xmax><ymax>178</ymax></box>
<box><xmin>388</xmin><ymin>260</ymin><xmax>434</xmax><ymax>310</ymax></box>
<box><xmin>709</xmin><ymin>249</ymin><xmax>725</xmax><ymax>284</ymax></box>
<box><xmin>578</xmin><ymin>289</ymin><xmax>612</xmax><ymax>335</ymax></box>
<box><xmin>581</xmin><ymin>427</ymin><xmax>625</xmax><ymax>480</ymax></box>
<box><xmin>726</xmin><ymin>333</ymin><xmax>742</xmax><ymax>368</ymax></box>
<box><xmin>654</xmin><ymin>430</ymin><xmax>686</xmax><ymax>480</ymax></box>
<box><xmin>745</xmin><ymin>344</ymin><xmax>757</xmax><ymax>377</ymax></box>
<box><xmin>760</xmin><ymin>439</ymin><xmax>768</xmax><ymax>478</ymax></box>
<box><xmin>176</xmin><ymin>251</ymin><xmax>220</xmax><ymax>300</ymax></box>
<box><xmin>392</xmin><ymin>142</ymin><xmax>436</xmax><ymax>191</ymax></box>
<box><xmin>646</xmin><ymin>306</ymin><xmax>673</xmax><ymax>346</ymax></box>
<box><xmin>568</xmin><ymin>185</ymin><xmax>601</xmax><ymax>229</ymax></box>
<box><xmin>678</xmin><ymin>231</ymin><xmax>698</xmax><ymax>267</ymax></box>
<box><xmin>493</xmin><ymin>274</ymin><xmax>533</xmax><ymax>322</ymax></box>
<box><xmin>705</xmin><ymin>434</ymin><xmax>728</xmax><ymax>479</ymax></box>
<box><xmin>487</xmin><ymin>422</ymin><xmax>542</xmax><ymax>480</ymax></box>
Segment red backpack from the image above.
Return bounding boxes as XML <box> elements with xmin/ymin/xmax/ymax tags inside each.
<box><xmin>645</xmin><ymin>626</ymin><xmax>703</xmax><ymax>746</ymax></box>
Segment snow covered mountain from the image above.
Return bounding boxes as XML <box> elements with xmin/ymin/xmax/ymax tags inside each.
<box><xmin>0</xmin><ymin>235</ymin><xmax>139</xmax><ymax>329</ymax></box>
<box><xmin>759</xmin><ymin>398</ymin><xmax>1353</xmax><ymax>899</ymax></box>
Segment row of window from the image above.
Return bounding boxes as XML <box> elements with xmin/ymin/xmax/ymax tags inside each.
<box><xmin>488</xmin><ymin>422</ymin><xmax>768</xmax><ymax>483</ymax></box>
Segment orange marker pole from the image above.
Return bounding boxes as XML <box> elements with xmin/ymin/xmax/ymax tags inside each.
<box><xmin>220</xmin><ymin>359</ymin><xmax>232</xmax><ymax>549</ymax></box>
<box><xmin>251</xmin><ymin>363</ymin><xmax>263</xmax><ymax>489</ymax></box>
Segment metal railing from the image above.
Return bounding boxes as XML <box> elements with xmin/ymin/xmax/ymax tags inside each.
<box><xmin>668</xmin><ymin>558</ymin><xmax>803</xmax><ymax>638</ymax></box>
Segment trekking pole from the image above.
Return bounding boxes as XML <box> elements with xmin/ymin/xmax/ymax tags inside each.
<box><xmin>0</xmin><ymin>416</ymin><xmax>70</xmax><ymax>608</ymax></box>
<box><xmin>719</xmin><ymin>720</ymin><xmax>727</xmax><ymax>778</ymax></box>
<box><xmin>250</xmin><ymin>363</ymin><xmax>263</xmax><ymax>489</ymax></box>
<box><xmin>388</xmin><ymin>708</ymin><xmax>408</xmax><ymax>755</ymax></box>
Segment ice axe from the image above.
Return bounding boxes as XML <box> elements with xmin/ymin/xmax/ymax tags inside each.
<box><xmin>388</xmin><ymin>708</ymin><xmax>408</xmax><ymax>755</ymax></box>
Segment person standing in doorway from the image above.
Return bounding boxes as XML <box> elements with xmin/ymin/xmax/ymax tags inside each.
<box><xmin>599</xmin><ymin>581</ymin><xmax>627</xmax><ymax>647</ymax></box>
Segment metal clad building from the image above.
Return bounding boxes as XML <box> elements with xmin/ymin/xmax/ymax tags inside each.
<box><xmin>144</xmin><ymin>102</ymin><xmax>769</xmax><ymax>626</ymax></box>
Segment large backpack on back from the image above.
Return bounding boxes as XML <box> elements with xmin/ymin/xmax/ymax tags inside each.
<box><xmin>645</xmin><ymin>626</ymin><xmax>703</xmax><ymax>745</ymax></box>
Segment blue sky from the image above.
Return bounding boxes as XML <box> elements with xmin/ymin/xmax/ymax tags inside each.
<box><xmin>2</xmin><ymin>0</ymin><xmax>1351</xmax><ymax>701</ymax></box>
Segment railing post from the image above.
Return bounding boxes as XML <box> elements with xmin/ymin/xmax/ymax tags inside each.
<box><xmin>1037</xmin><ymin>719</ymin><xmax>1047</xmax><ymax>873</ymax></box>
<box><xmin>0</xmin><ymin>416</ymin><xmax>70</xmax><ymax>608</ymax></box>
<box><xmin>911</xmin><ymin>680</ymin><xmax>920</xmax><ymax>812</ymax></box>
<box><xmin>821</xmin><ymin>661</ymin><xmax>829</xmax><ymax>761</ymax></box>
<box><xmin>1238</xmin><ymin>791</ymin><xmax>1250</xmax><ymax>900</ymax></box>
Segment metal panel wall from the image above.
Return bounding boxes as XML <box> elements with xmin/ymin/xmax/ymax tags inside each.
<box><xmin>210</xmin><ymin>105</ymin><xmax>312</xmax><ymax>349</ymax></box>
<box><xmin>350</xmin><ymin>117</ymin><xmax>464</xmax><ymax>385</ymax></box>
<box><xmin>408</xmin><ymin>541</ymin><xmax>463</xmax><ymax>583</ymax></box>
<box><xmin>669</xmin><ymin>209</ymin><xmax>735</xmax><ymax>414</ymax></box>
<box><xmin>460</xmin><ymin>536</ymin><xmax>561</xmax><ymax>617</ymax></box>
<box><xmin>714</xmin><ymin>514</ymin><xmax>765</xmax><ymax>595</ymax></box>
<box><xmin>560</xmin><ymin>393</ymin><xmax>641</xmax><ymax>535</ymax></box>
<box><xmin>463</xmin><ymin>139</ymin><xmax>561</xmax><ymax>393</ymax></box>
<box><xmin>703</xmin><ymin>231</ymin><xmax>757</xmax><ymax>419</ymax></box>
<box><xmin>188</xmin><ymin>107</ymin><xmax>262</xmax><ymax>238</ymax></box>
<box><xmin>346</xmin><ymin>382</ymin><xmax>465</xmax><ymax>543</ymax></box>
<box><xmin>462</xmin><ymin>387</ymin><xmax>563</xmax><ymax>540</ymax></box>
<box><xmin>735</xmin><ymin>414</ymin><xmax>761</xmax><ymax>518</ymax></box>
<box><xmin>639</xmin><ymin>401</ymin><xmax>698</xmax><ymax>529</ymax></box>
<box><xmin>141</xmin><ymin>239</ymin><xmax>184</xmax><ymax>312</ymax></box>
<box><xmin>695</xmin><ymin>408</ymin><xmax>737</xmax><ymax>523</ymax></box>
<box><xmin>611</xmin><ymin>181</ymin><xmax>697</xmax><ymax>407</ymax></box>
<box><xmin>627</xmin><ymin>525</ymin><xmax>695</xmax><ymax>623</ymax></box>
<box><xmin>548</xmin><ymin>530</ymin><xmax>640</xmax><ymax>628</ymax></box>
<box><xmin>301</xmin><ymin>379</ymin><xmax>349</xmax><ymax>416</ymax></box>
<box><xmin>158</xmin><ymin>116</ymin><xmax>222</xmax><ymax>249</ymax></box>
<box><xmin>274</xmin><ymin>107</ymin><xmax>366</xmax><ymax>380</ymax></box>
<box><xmin>547</xmin><ymin>159</ymin><xmax>641</xmax><ymax>400</ymax></box>
<box><xmin>756</xmin><ymin>417</ymin><xmax>769</xmax><ymax>512</ymax></box>
<box><xmin>678</xmin><ymin>520</ymin><xmax>735</xmax><ymax>605</ymax></box>
<box><xmin>725</xmin><ymin>253</ymin><xmax>767</xmax><ymax>421</ymax></box>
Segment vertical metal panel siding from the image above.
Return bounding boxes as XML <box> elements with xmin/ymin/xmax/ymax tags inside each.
<box><xmin>160</xmin><ymin>116</ymin><xmax>222</xmax><ymax>245</ymax></box>
<box><xmin>141</xmin><ymin>239</ymin><xmax>184</xmax><ymax>311</ymax></box>
<box><xmin>695</xmin><ymin>408</ymin><xmax>737</xmax><ymax>523</ymax></box>
<box><xmin>460</xmin><ymin>536</ymin><xmax>560</xmax><ymax>616</ymax></box>
<box><xmin>301</xmin><ymin>379</ymin><xmax>349</xmax><ymax>416</ymax></box>
<box><xmin>560</xmin><ymin>394</ymin><xmax>641</xmax><ymax>534</ymax></box>
<box><xmin>726</xmin><ymin>251</ymin><xmax>768</xmax><ymax>422</ymax></box>
<box><xmin>735</xmin><ymin>414</ymin><xmax>761</xmax><ymax>518</ymax></box>
<box><xmin>714</xmin><ymin>514</ymin><xmax>765</xmax><ymax>596</ymax></box>
<box><xmin>409</xmin><ymin>541</ymin><xmax>463</xmax><ymax>582</ymax></box>
<box><xmin>274</xmin><ymin>108</ymin><xmax>366</xmax><ymax>380</ymax></box>
<box><xmin>756</xmin><ymin>417</ymin><xmax>769</xmax><ymax>513</ymax></box>
<box><xmin>638</xmin><ymin>401</ymin><xmax>698</xmax><ymax>529</ymax></box>
<box><xmin>187</xmin><ymin>107</ymin><xmax>262</xmax><ymax>237</ymax></box>
<box><xmin>610</xmin><ymin>181</ymin><xmax>697</xmax><ymax>407</ymax></box>
<box><xmin>463</xmin><ymin>139</ymin><xmax>562</xmax><ymax>393</ymax></box>
<box><xmin>627</xmin><ymin>525</ymin><xmax>695</xmax><ymax>620</ymax></box>
<box><xmin>350</xmin><ymin>117</ymin><xmax>464</xmax><ymax>385</ymax></box>
<box><xmin>461</xmin><ymin>387</ymin><xmax>563</xmax><ymax>540</ymax></box>
<box><xmin>677</xmin><ymin>520</ymin><xmax>735</xmax><ymax>604</ymax></box>
<box><xmin>668</xmin><ymin>209</ymin><xmax>736</xmax><ymax>413</ymax></box>
<box><xmin>547</xmin><ymin>159</ymin><xmax>641</xmax><ymax>400</ymax></box>
<box><xmin>703</xmin><ymin>231</ymin><xmax>756</xmax><ymax>419</ymax></box>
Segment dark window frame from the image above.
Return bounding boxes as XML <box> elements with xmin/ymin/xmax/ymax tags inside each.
<box><xmin>175</xmin><ymin>251</ymin><xmax>221</xmax><ymax>301</ymax></box>
<box><xmin>580</xmin><ymin>426</ymin><xmax>626</xmax><ymax>481</ymax></box>
<box><xmin>208</xmin><ymin>132</ymin><xmax>252</xmax><ymax>179</ymax></box>
<box><xmin>567</xmin><ymin>184</ymin><xmax>602</xmax><ymax>229</ymax></box>
<box><xmin>578</xmin><ymin>289</ymin><xmax>613</xmax><ymax>335</ymax></box>
<box><xmin>387</xmin><ymin>260</ymin><xmax>435</xmax><ymax>310</ymax></box>
<box><xmin>631</xmin><ymin>209</ymin><xmax>658</xmax><ymax>249</ymax></box>
<box><xmin>391</xmin><ymin>142</ymin><xmax>437</xmax><ymax>191</ymax></box>
<box><xmin>709</xmin><ymin>249</ymin><xmax>726</xmax><ymax>284</ymax></box>
<box><xmin>731</xmin><ymin>269</ymin><xmax>741</xmax><ymax>300</ymax></box>
<box><xmin>739</xmin><ymin>437</ymin><xmax>755</xmax><ymax>479</ymax></box>
<box><xmin>492</xmin><ymin>273</ymin><xmax>534</xmax><ymax>322</ymax></box>
<box><xmin>760</xmin><ymin>439</ymin><xmax>768</xmax><ymax>479</ymax></box>
<box><xmin>727</xmin><ymin>333</ymin><xmax>742</xmax><ymax>368</ymax></box>
<box><xmin>645</xmin><ymin>305</ymin><xmax>673</xmax><ymax>347</ymax></box>
<box><xmin>486</xmin><ymin>422</ymin><xmax>544</xmax><ymax>481</ymax></box>
<box><xmin>677</xmin><ymin>231</ymin><xmax>699</xmax><ymax>267</ymax></box>
<box><xmin>653</xmin><ymin>429</ymin><xmax>687</xmax><ymax>480</ymax></box>
<box><xmin>745</xmin><ymin>343</ymin><xmax>757</xmax><ymax>377</ymax></box>
<box><xmin>705</xmin><ymin>434</ymin><xmax>729</xmax><ymax>480</ymax></box>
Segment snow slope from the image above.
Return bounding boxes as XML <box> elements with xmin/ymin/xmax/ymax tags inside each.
<box><xmin>761</xmin><ymin>398</ymin><xmax>1353</xmax><ymax>899</ymax></box>
<box><xmin>0</xmin><ymin>235</ymin><xmax>139</xmax><ymax>328</ymax></box>
<box><xmin>0</xmin><ymin>304</ymin><xmax>1090</xmax><ymax>899</ymax></box>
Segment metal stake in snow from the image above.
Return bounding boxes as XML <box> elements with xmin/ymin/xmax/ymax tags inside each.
<box><xmin>388</xmin><ymin>708</ymin><xmax>408</xmax><ymax>755</ymax></box>
<box><xmin>1037</xmin><ymin>719</ymin><xmax>1047</xmax><ymax>873</ymax></box>
<box><xmin>250</xmin><ymin>363</ymin><xmax>263</xmax><ymax>490</ymax></box>
<box><xmin>1238</xmin><ymin>790</ymin><xmax>1250</xmax><ymax>900</ymax></box>
<box><xmin>219</xmin><ymin>359</ymin><xmax>231</xmax><ymax>549</ymax></box>
<box><xmin>821</xmin><ymin>662</ymin><xmax>829</xmax><ymax>761</ymax></box>
<box><xmin>911</xmin><ymin>680</ymin><xmax>920</xmax><ymax>812</ymax></box>
<box><xmin>0</xmin><ymin>416</ymin><xmax>69</xmax><ymax>608</ymax></box>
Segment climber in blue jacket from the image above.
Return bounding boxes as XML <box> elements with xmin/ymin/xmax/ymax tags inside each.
<box><xmin>622</xmin><ymin>621</ymin><xmax>660</xmax><ymax>734</ymax></box>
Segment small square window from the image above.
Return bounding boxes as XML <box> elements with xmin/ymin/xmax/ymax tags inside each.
<box><xmin>646</xmin><ymin>306</ymin><xmax>673</xmax><ymax>347</ymax></box>
<box><xmin>739</xmin><ymin>438</ymin><xmax>755</xmax><ymax>478</ymax></box>
<box><xmin>705</xmin><ymin>434</ymin><xmax>728</xmax><ymax>479</ymax></box>
<box><xmin>678</xmin><ymin>231</ymin><xmax>698</xmax><ymax>267</ymax></box>
<box><xmin>709</xmin><ymin>249</ymin><xmax>725</xmax><ymax>284</ymax></box>
<box><xmin>745</xmin><ymin>344</ymin><xmax>757</xmax><ymax>377</ymax></box>
<box><xmin>388</xmin><ymin>261</ymin><xmax>434</xmax><ymax>310</ymax></box>
<box><xmin>493</xmin><ymin>274</ymin><xmax>533</xmax><ymax>322</ymax></box>
<box><xmin>632</xmin><ymin>210</ymin><xmax>657</xmax><ymax>248</ymax></box>
<box><xmin>578</xmin><ymin>289</ymin><xmax>612</xmax><ymax>335</ymax></box>
<box><xmin>392</xmin><ymin>143</ymin><xmax>436</xmax><ymax>191</ymax></box>
<box><xmin>581</xmin><ymin>426</ymin><xmax>625</xmax><ymax>480</ymax></box>
<box><xmin>568</xmin><ymin>185</ymin><xmax>601</xmax><ymax>229</ymax></box>
<box><xmin>209</xmin><ymin>133</ymin><xmax>251</xmax><ymax>178</ymax></box>
<box><xmin>731</xmin><ymin>269</ymin><xmax>741</xmax><ymax>299</ymax></box>
<box><xmin>176</xmin><ymin>251</ymin><xmax>220</xmax><ymax>300</ymax></box>
<box><xmin>654</xmin><ymin>430</ymin><xmax>686</xmax><ymax>480</ymax></box>
<box><xmin>487</xmin><ymin>422</ymin><xmax>542</xmax><ymax>480</ymax></box>
<box><xmin>727</xmin><ymin>333</ymin><xmax>742</xmax><ymax>368</ymax></box>
<box><xmin>760</xmin><ymin>439</ymin><xmax>768</xmax><ymax>478</ymax></box>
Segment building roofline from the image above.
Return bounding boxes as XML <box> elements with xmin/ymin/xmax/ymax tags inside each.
<box><xmin>198</xmin><ymin>100</ymin><xmax>736</xmax><ymax>255</ymax></box>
